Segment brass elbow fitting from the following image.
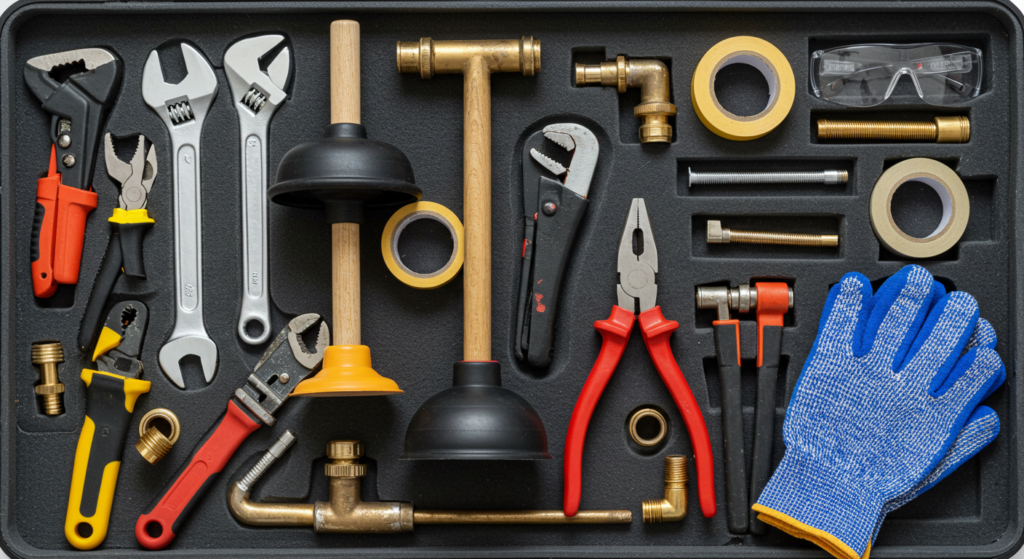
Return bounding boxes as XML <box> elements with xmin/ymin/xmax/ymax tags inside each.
<box><xmin>397</xmin><ymin>37</ymin><xmax>540</xmax><ymax>78</ymax></box>
<box><xmin>575</xmin><ymin>56</ymin><xmax>676</xmax><ymax>143</ymax></box>
<box><xmin>230</xmin><ymin>436</ymin><xmax>630</xmax><ymax>532</ymax></box>
<box><xmin>642</xmin><ymin>455</ymin><xmax>688</xmax><ymax>523</ymax></box>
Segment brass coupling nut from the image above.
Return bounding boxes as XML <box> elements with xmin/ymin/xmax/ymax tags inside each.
<box><xmin>325</xmin><ymin>440</ymin><xmax>368</xmax><ymax>478</ymax></box>
<box><xmin>31</xmin><ymin>341</ymin><xmax>65</xmax><ymax>416</ymax></box>
<box><xmin>628</xmin><ymin>408</ymin><xmax>667</xmax><ymax>447</ymax></box>
<box><xmin>642</xmin><ymin>455</ymin><xmax>688</xmax><ymax>523</ymax></box>
<box><xmin>575</xmin><ymin>55</ymin><xmax>675</xmax><ymax>143</ymax></box>
<box><xmin>136</xmin><ymin>408</ymin><xmax>181</xmax><ymax>465</ymax></box>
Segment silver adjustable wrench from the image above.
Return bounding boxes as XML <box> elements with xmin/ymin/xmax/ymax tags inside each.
<box><xmin>142</xmin><ymin>43</ymin><xmax>219</xmax><ymax>388</ymax></box>
<box><xmin>224</xmin><ymin>35</ymin><xmax>292</xmax><ymax>345</ymax></box>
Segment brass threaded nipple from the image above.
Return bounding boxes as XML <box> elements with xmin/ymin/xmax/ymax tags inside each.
<box><xmin>817</xmin><ymin>116</ymin><xmax>969</xmax><ymax>143</ymax></box>
<box><xmin>136</xmin><ymin>408</ymin><xmax>180</xmax><ymax>464</ymax></box>
<box><xmin>664</xmin><ymin>455</ymin><xmax>687</xmax><ymax>483</ymax></box>
<box><xmin>31</xmin><ymin>341</ymin><xmax>65</xmax><ymax>416</ymax></box>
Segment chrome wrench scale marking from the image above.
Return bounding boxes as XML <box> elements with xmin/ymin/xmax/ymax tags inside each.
<box><xmin>142</xmin><ymin>43</ymin><xmax>219</xmax><ymax>388</ymax></box>
<box><xmin>224</xmin><ymin>35</ymin><xmax>292</xmax><ymax>345</ymax></box>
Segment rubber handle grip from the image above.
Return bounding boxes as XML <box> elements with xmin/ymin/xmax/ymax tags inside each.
<box><xmin>135</xmin><ymin>400</ymin><xmax>260</xmax><ymax>550</ymax></box>
<box><xmin>52</xmin><ymin>184</ymin><xmax>98</xmax><ymax>285</ymax></box>
<box><xmin>749</xmin><ymin>324</ymin><xmax>782</xmax><ymax>535</ymax></box>
<box><xmin>641</xmin><ymin>306</ymin><xmax>717</xmax><ymax>519</ymax></box>
<box><xmin>563</xmin><ymin>305</ymin><xmax>634</xmax><ymax>516</ymax></box>
<box><xmin>118</xmin><ymin>221</ymin><xmax>152</xmax><ymax>278</ymax></box>
<box><xmin>514</xmin><ymin>217</ymin><xmax>537</xmax><ymax>359</ymax></box>
<box><xmin>713</xmin><ymin>319</ymin><xmax>747</xmax><ymax>533</ymax></box>
<box><xmin>77</xmin><ymin>232</ymin><xmax>123</xmax><ymax>352</ymax></box>
<box><xmin>65</xmin><ymin>370</ymin><xmax>150</xmax><ymax>550</ymax></box>
<box><xmin>31</xmin><ymin>151</ymin><xmax>62</xmax><ymax>298</ymax></box>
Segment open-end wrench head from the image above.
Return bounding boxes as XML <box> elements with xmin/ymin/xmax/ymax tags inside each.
<box><xmin>158</xmin><ymin>335</ymin><xmax>218</xmax><ymax>389</ymax></box>
<box><xmin>141</xmin><ymin>43</ymin><xmax>218</xmax><ymax>129</ymax></box>
<box><xmin>224</xmin><ymin>35</ymin><xmax>290</xmax><ymax>114</ymax></box>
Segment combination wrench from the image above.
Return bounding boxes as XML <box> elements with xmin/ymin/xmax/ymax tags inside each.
<box><xmin>224</xmin><ymin>35</ymin><xmax>292</xmax><ymax>345</ymax></box>
<box><xmin>142</xmin><ymin>43</ymin><xmax>219</xmax><ymax>388</ymax></box>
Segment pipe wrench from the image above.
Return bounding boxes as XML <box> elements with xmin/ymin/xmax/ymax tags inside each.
<box><xmin>24</xmin><ymin>48</ymin><xmax>122</xmax><ymax>298</ymax></box>
<box><xmin>142</xmin><ymin>43</ymin><xmax>219</xmax><ymax>388</ymax></box>
<box><xmin>224</xmin><ymin>35</ymin><xmax>292</xmax><ymax>345</ymax></box>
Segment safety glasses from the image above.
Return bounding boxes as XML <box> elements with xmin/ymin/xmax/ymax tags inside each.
<box><xmin>811</xmin><ymin>43</ymin><xmax>983</xmax><ymax>107</ymax></box>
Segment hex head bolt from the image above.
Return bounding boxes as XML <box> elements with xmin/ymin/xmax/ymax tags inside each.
<box><xmin>575</xmin><ymin>56</ymin><xmax>675</xmax><ymax>143</ymax></box>
<box><xmin>817</xmin><ymin>115</ymin><xmax>969</xmax><ymax>143</ymax></box>
<box><xmin>707</xmin><ymin>220</ymin><xmax>839</xmax><ymax>247</ymax></box>
<box><xmin>32</xmin><ymin>341</ymin><xmax>65</xmax><ymax>416</ymax></box>
<box><xmin>688</xmin><ymin>168</ymin><xmax>848</xmax><ymax>187</ymax></box>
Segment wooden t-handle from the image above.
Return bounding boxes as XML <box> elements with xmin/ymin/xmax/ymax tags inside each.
<box><xmin>330</xmin><ymin>20</ymin><xmax>361</xmax><ymax>346</ymax></box>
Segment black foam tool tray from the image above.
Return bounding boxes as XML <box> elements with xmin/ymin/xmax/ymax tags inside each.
<box><xmin>1</xmin><ymin>1</ymin><xmax>1022</xmax><ymax>558</ymax></box>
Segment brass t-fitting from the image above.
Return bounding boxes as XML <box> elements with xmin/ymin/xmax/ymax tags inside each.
<box><xmin>575</xmin><ymin>56</ymin><xmax>676</xmax><ymax>143</ymax></box>
<box><xmin>32</xmin><ymin>341</ymin><xmax>65</xmax><ymax>416</ymax></box>
<box><xmin>397</xmin><ymin>37</ymin><xmax>540</xmax><ymax>79</ymax></box>
<box><xmin>642</xmin><ymin>455</ymin><xmax>688</xmax><ymax>523</ymax></box>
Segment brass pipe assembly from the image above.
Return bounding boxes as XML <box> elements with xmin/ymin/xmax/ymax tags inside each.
<box><xmin>228</xmin><ymin>435</ymin><xmax>631</xmax><ymax>531</ymax></box>
<box><xmin>642</xmin><ymin>455</ymin><xmax>688</xmax><ymax>523</ymax></box>
<box><xmin>575</xmin><ymin>56</ymin><xmax>675</xmax><ymax>143</ymax></box>
<box><xmin>31</xmin><ymin>340</ymin><xmax>65</xmax><ymax>416</ymax></box>
<box><xmin>817</xmin><ymin>115</ymin><xmax>969</xmax><ymax>143</ymax></box>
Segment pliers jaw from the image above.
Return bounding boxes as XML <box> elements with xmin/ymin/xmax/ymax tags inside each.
<box><xmin>93</xmin><ymin>301</ymin><xmax>148</xmax><ymax>377</ymax></box>
<box><xmin>616</xmin><ymin>198</ymin><xmax>659</xmax><ymax>313</ymax></box>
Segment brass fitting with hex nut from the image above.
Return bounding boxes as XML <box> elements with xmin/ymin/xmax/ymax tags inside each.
<box><xmin>575</xmin><ymin>56</ymin><xmax>675</xmax><ymax>143</ymax></box>
<box><xmin>32</xmin><ymin>341</ymin><xmax>65</xmax><ymax>416</ymax></box>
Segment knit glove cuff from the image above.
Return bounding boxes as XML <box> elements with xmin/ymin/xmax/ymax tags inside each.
<box><xmin>752</xmin><ymin>449</ymin><xmax>885</xmax><ymax>559</ymax></box>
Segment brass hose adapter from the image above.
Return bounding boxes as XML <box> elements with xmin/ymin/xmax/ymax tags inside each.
<box><xmin>32</xmin><ymin>341</ymin><xmax>65</xmax><ymax>416</ymax></box>
<box><xmin>575</xmin><ymin>55</ymin><xmax>675</xmax><ymax>143</ymax></box>
<box><xmin>229</xmin><ymin>436</ymin><xmax>631</xmax><ymax>532</ymax></box>
<box><xmin>642</xmin><ymin>455</ymin><xmax>688</xmax><ymax>523</ymax></box>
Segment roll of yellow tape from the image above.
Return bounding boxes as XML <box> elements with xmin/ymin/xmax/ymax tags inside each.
<box><xmin>870</xmin><ymin>158</ymin><xmax>970</xmax><ymax>259</ymax></box>
<box><xmin>691</xmin><ymin>36</ymin><xmax>795</xmax><ymax>141</ymax></box>
<box><xmin>382</xmin><ymin>201</ymin><xmax>465</xmax><ymax>289</ymax></box>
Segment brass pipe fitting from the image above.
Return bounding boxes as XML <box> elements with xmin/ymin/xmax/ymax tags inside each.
<box><xmin>229</xmin><ymin>438</ymin><xmax>631</xmax><ymax>531</ymax></box>
<box><xmin>397</xmin><ymin>37</ymin><xmax>539</xmax><ymax>79</ymax></box>
<box><xmin>135</xmin><ymin>408</ymin><xmax>181</xmax><ymax>465</ymax></box>
<box><xmin>575</xmin><ymin>55</ymin><xmax>676</xmax><ymax>143</ymax></box>
<box><xmin>817</xmin><ymin>116</ymin><xmax>969</xmax><ymax>143</ymax></box>
<box><xmin>31</xmin><ymin>341</ymin><xmax>65</xmax><ymax>416</ymax></box>
<box><xmin>642</xmin><ymin>455</ymin><xmax>688</xmax><ymax>523</ymax></box>
<box><xmin>707</xmin><ymin>220</ymin><xmax>839</xmax><ymax>248</ymax></box>
<box><xmin>628</xmin><ymin>408</ymin><xmax>667</xmax><ymax>447</ymax></box>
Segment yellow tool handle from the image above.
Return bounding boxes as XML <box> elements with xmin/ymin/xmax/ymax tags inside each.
<box><xmin>65</xmin><ymin>369</ymin><xmax>150</xmax><ymax>550</ymax></box>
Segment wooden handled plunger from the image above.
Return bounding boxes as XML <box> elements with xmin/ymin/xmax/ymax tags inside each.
<box><xmin>396</xmin><ymin>37</ymin><xmax>552</xmax><ymax>460</ymax></box>
<box><xmin>269</xmin><ymin>20</ymin><xmax>421</xmax><ymax>396</ymax></box>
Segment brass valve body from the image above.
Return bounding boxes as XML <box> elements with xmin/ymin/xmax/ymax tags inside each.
<box><xmin>229</xmin><ymin>439</ymin><xmax>631</xmax><ymax>531</ymax></box>
<box><xmin>136</xmin><ymin>408</ymin><xmax>181</xmax><ymax>465</ymax></box>
<box><xmin>31</xmin><ymin>341</ymin><xmax>65</xmax><ymax>416</ymax></box>
<box><xmin>575</xmin><ymin>56</ymin><xmax>676</xmax><ymax>143</ymax></box>
<box><xmin>642</xmin><ymin>455</ymin><xmax>688</xmax><ymax>523</ymax></box>
<box><xmin>817</xmin><ymin>116</ymin><xmax>969</xmax><ymax>143</ymax></box>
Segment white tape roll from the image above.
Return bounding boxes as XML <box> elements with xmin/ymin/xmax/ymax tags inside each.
<box><xmin>870</xmin><ymin>158</ymin><xmax>970</xmax><ymax>259</ymax></box>
<box><xmin>382</xmin><ymin>202</ymin><xmax>464</xmax><ymax>289</ymax></box>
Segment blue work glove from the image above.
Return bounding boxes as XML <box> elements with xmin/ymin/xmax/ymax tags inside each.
<box><xmin>751</xmin><ymin>265</ymin><xmax>1005</xmax><ymax>559</ymax></box>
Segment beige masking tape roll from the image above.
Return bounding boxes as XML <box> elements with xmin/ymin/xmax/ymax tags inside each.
<box><xmin>870</xmin><ymin>158</ymin><xmax>970</xmax><ymax>259</ymax></box>
<box><xmin>691</xmin><ymin>36</ymin><xmax>795</xmax><ymax>141</ymax></box>
<box><xmin>382</xmin><ymin>201</ymin><xmax>465</xmax><ymax>289</ymax></box>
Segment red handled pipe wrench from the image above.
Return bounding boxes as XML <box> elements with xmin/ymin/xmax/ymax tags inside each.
<box><xmin>135</xmin><ymin>314</ymin><xmax>328</xmax><ymax>549</ymax></box>
<box><xmin>563</xmin><ymin>198</ymin><xmax>716</xmax><ymax>518</ymax></box>
<box><xmin>23</xmin><ymin>48</ymin><xmax>122</xmax><ymax>298</ymax></box>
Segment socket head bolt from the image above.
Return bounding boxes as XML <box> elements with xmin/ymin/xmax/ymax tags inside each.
<box><xmin>31</xmin><ymin>341</ymin><xmax>65</xmax><ymax>416</ymax></box>
<box><xmin>136</xmin><ymin>408</ymin><xmax>181</xmax><ymax>465</ymax></box>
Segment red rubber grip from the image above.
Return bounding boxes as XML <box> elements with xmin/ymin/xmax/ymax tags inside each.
<box><xmin>563</xmin><ymin>305</ymin><xmax>634</xmax><ymax>517</ymax></box>
<box><xmin>135</xmin><ymin>401</ymin><xmax>260</xmax><ymax>550</ymax></box>
<box><xmin>31</xmin><ymin>157</ymin><xmax>60</xmax><ymax>298</ymax></box>
<box><xmin>639</xmin><ymin>306</ymin><xmax>717</xmax><ymax>518</ymax></box>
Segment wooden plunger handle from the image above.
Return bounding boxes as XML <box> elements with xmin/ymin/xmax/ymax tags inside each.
<box><xmin>330</xmin><ymin>20</ymin><xmax>361</xmax><ymax>346</ymax></box>
<box><xmin>463</xmin><ymin>58</ymin><xmax>491</xmax><ymax>361</ymax></box>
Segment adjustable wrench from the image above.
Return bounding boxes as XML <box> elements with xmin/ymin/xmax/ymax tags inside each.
<box><xmin>224</xmin><ymin>35</ymin><xmax>292</xmax><ymax>345</ymax></box>
<box><xmin>142</xmin><ymin>43</ymin><xmax>219</xmax><ymax>388</ymax></box>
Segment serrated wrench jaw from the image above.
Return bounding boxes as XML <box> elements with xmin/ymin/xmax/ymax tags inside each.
<box><xmin>224</xmin><ymin>35</ymin><xmax>290</xmax><ymax>116</ymax></box>
<box><xmin>287</xmin><ymin>316</ymin><xmax>329</xmax><ymax>370</ymax></box>
<box><xmin>141</xmin><ymin>43</ymin><xmax>219</xmax><ymax>130</ymax></box>
<box><xmin>158</xmin><ymin>335</ymin><xmax>218</xmax><ymax>389</ymax></box>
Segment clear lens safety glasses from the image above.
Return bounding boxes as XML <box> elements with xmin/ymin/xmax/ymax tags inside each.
<box><xmin>811</xmin><ymin>43</ymin><xmax>983</xmax><ymax>107</ymax></box>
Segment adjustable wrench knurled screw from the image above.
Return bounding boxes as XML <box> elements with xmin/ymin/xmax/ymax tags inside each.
<box><xmin>142</xmin><ymin>43</ymin><xmax>220</xmax><ymax>389</ymax></box>
<box><xmin>224</xmin><ymin>35</ymin><xmax>292</xmax><ymax>345</ymax></box>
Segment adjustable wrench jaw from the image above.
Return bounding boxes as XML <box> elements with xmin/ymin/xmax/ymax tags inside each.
<box><xmin>224</xmin><ymin>35</ymin><xmax>291</xmax><ymax>121</ymax></box>
<box><xmin>141</xmin><ymin>43</ymin><xmax>219</xmax><ymax>136</ymax></box>
<box><xmin>529</xmin><ymin>123</ymin><xmax>599</xmax><ymax>199</ymax></box>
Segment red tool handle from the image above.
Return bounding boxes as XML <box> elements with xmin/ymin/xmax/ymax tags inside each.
<box><xmin>563</xmin><ymin>305</ymin><xmax>635</xmax><ymax>516</ymax></box>
<box><xmin>639</xmin><ymin>306</ymin><xmax>717</xmax><ymax>518</ymax></box>
<box><xmin>135</xmin><ymin>400</ymin><xmax>260</xmax><ymax>550</ymax></box>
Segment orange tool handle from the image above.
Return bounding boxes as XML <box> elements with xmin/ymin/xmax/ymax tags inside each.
<box><xmin>563</xmin><ymin>305</ymin><xmax>634</xmax><ymax>517</ymax></box>
<box><xmin>640</xmin><ymin>306</ymin><xmax>717</xmax><ymax>519</ymax></box>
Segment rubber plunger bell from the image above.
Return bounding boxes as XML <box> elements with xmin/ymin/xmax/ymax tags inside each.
<box><xmin>269</xmin><ymin>20</ymin><xmax>418</xmax><ymax>396</ymax></box>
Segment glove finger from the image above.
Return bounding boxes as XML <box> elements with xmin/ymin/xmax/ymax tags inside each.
<box><xmin>936</xmin><ymin>346</ymin><xmax>1005</xmax><ymax>411</ymax></box>
<box><xmin>965</xmin><ymin>317</ymin><xmax>997</xmax><ymax>352</ymax></box>
<box><xmin>859</xmin><ymin>265</ymin><xmax>936</xmax><ymax>368</ymax></box>
<box><xmin>811</xmin><ymin>272</ymin><xmax>874</xmax><ymax>355</ymax></box>
<box><xmin>871</xmin><ymin>406</ymin><xmax>999</xmax><ymax>546</ymax></box>
<box><xmin>901</xmin><ymin>291</ymin><xmax>979</xmax><ymax>392</ymax></box>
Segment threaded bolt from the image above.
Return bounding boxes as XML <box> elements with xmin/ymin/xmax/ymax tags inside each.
<box><xmin>707</xmin><ymin>220</ymin><xmax>838</xmax><ymax>247</ymax></box>
<box><xmin>238</xmin><ymin>430</ymin><xmax>297</xmax><ymax>492</ymax></box>
<box><xmin>817</xmin><ymin>116</ymin><xmax>969</xmax><ymax>143</ymax></box>
<box><xmin>31</xmin><ymin>341</ymin><xmax>65</xmax><ymax>416</ymax></box>
<box><xmin>688</xmin><ymin>168</ymin><xmax>848</xmax><ymax>187</ymax></box>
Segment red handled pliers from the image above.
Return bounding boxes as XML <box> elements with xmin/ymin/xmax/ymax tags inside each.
<box><xmin>563</xmin><ymin>198</ymin><xmax>716</xmax><ymax>518</ymax></box>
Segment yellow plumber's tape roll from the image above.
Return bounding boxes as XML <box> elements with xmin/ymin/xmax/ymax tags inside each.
<box><xmin>382</xmin><ymin>201</ymin><xmax>465</xmax><ymax>289</ymax></box>
<box><xmin>691</xmin><ymin>36</ymin><xmax>795</xmax><ymax>141</ymax></box>
<box><xmin>870</xmin><ymin>158</ymin><xmax>970</xmax><ymax>259</ymax></box>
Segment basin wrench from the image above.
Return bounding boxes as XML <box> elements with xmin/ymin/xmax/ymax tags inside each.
<box><xmin>224</xmin><ymin>35</ymin><xmax>292</xmax><ymax>345</ymax></box>
<box><xmin>142</xmin><ymin>43</ymin><xmax>219</xmax><ymax>388</ymax></box>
